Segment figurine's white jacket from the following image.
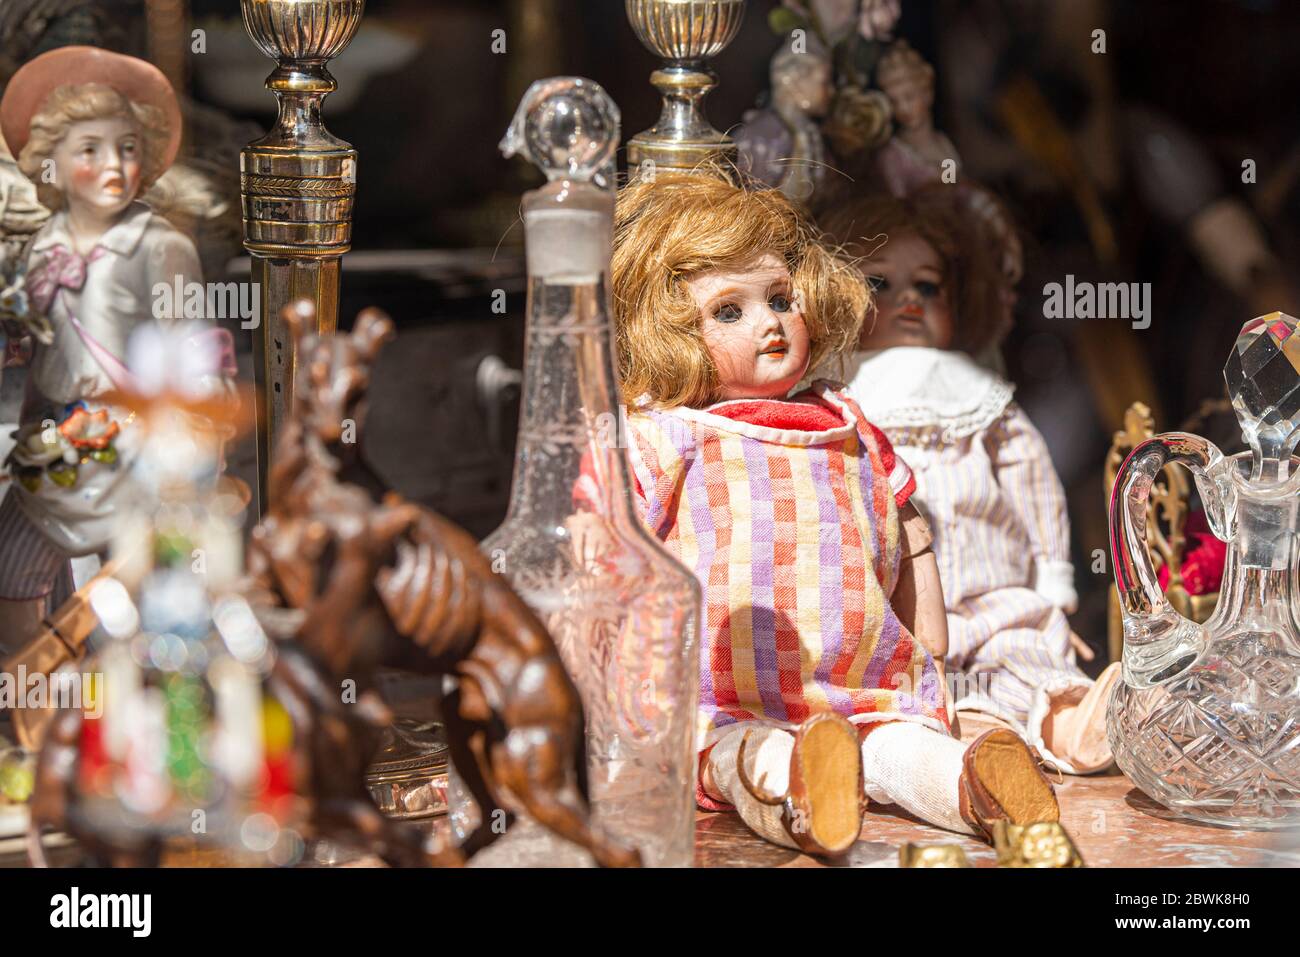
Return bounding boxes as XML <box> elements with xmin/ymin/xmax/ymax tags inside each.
<box><xmin>10</xmin><ymin>202</ymin><xmax>201</xmax><ymax>555</ymax></box>
<box><xmin>27</xmin><ymin>202</ymin><xmax>200</xmax><ymax>405</ymax></box>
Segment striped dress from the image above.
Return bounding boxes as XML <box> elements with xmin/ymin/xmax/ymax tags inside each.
<box><xmin>845</xmin><ymin>348</ymin><xmax>1092</xmax><ymax>760</ymax></box>
<box><xmin>624</xmin><ymin>381</ymin><xmax>950</xmax><ymax>767</ymax></box>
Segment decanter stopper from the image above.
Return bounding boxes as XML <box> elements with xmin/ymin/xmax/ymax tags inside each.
<box><xmin>1224</xmin><ymin>312</ymin><xmax>1300</xmax><ymax>482</ymax></box>
<box><xmin>501</xmin><ymin>77</ymin><xmax>620</xmax><ymax>189</ymax></box>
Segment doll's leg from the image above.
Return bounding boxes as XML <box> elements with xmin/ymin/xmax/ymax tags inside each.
<box><xmin>861</xmin><ymin>721</ymin><xmax>1059</xmax><ymax>840</ymax></box>
<box><xmin>860</xmin><ymin>722</ymin><xmax>975</xmax><ymax>835</ymax></box>
<box><xmin>951</xmin><ymin>593</ymin><xmax>1112</xmax><ymax>774</ymax></box>
<box><xmin>705</xmin><ymin>726</ymin><xmax>800</xmax><ymax>849</ymax></box>
<box><xmin>1036</xmin><ymin>662</ymin><xmax>1121</xmax><ymax>774</ymax></box>
<box><xmin>706</xmin><ymin>718</ymin><xmax>864</xmax><ymax>855</ymax></box>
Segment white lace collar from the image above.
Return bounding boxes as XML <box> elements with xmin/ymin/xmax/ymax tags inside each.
<box><xmin>843</xmin><ymin>347</ymin><xmax>1014</xmax><ymax>440</ymax></box>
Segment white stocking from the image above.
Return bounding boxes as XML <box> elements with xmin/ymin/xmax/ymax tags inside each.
<box><xmin>860</xmin><ymin>722</ymin><xmax>975</xmax><ymax>836</ymax></box>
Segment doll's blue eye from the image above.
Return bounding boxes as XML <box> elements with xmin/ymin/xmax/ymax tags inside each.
<box><xmin>867</xmin><ymin>275</ymin><xmax>888</xmax><ymax>292</ymax></box>
<box><xmin>715</xmin><ymin>303</ymin><xmax>743</xmax><ymax>323</ymax></box>
<box><xmin>769</xmin><ymin>294</ymin><xmax>792</xmax><ymax>313</ymax></box>
<box><xmin>916</xmin><ymin>280</ymin><xmax>940</xmax><ymax>298</ymax></box>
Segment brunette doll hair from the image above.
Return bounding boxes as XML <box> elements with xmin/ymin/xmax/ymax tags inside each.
<box><xmin>18</xmin><ymin>83</ymin><xmax>170</xmax><ymax>210</ymax></box>
<box><xmin>612</xmin><ymin>170</ymin><xmax>870</xmax><ymax>409</ymax></box>
<box><xmin>818</xmin><ymin>185</ymin><xmax>1009</xmax><ymax>356</ymax></box>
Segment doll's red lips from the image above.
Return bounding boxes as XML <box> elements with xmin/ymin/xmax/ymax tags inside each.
<box><xmin>759</xmin><ymin>340</ymin><xmax>788</xmax><ymax>355</ymax></box>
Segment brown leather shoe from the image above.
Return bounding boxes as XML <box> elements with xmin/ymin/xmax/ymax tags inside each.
<box><xmin>738</xmin><ymin>713</ymin><xmax>865</xmax><ymax>857</ymax></box>
<box><xmin>958</xmin><ymin>729</ymin><xmax>1059</xmax><ymax>843</ymax></box>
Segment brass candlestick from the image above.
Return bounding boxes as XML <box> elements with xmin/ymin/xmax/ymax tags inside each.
<box><xmin>240</xmin><ymin>0</ymin><xmax>363</xmax><ymax>510</ymax></box>
<box><xmin>625</xmin><ymin>0</ymin><xmax>747</xmax><ymax>173</ymax></box>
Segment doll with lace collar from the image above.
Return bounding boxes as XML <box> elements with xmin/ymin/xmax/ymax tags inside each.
<box><xmin>823</xmin><ymin>187</ymin><xmax>1120</xmax><ymax>774</ymax></box>
<box><xmin>609</xmin><ymin>171</ymin><xmax>1060</xmax><ymax>855</ymax></box>
<box><xmin>0</xmin><ymin>47</ymin><xmax>216</xmax><ymax>657</ymax></box>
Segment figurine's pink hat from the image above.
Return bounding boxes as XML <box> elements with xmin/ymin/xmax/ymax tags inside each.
<box><xmin>0</xmin><ymin>46</ymin><xmax>182</xmax><ymax>173</ymax></box>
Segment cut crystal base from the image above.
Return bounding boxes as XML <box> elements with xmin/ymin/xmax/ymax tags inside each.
<box><xmin>1109</xmin><ymin>631</ymin><xmax>1300</xmax><ymax>829</ymax></box>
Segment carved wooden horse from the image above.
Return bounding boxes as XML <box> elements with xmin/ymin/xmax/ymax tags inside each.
<box><xmin>245</xmin><ymin>302</ymin><xmax>639</xmax><ymax>867</ymax></box>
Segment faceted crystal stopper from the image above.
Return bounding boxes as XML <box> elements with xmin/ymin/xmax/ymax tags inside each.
<box><xmin>1224</xmin><ymin>312</ymin><xmax>1300</xmax><ymax>481</ymax></box>
<box><xmin>501</xmin><ymin>77</ymin><xmax>620</xmax><ymax>187</ymax></box>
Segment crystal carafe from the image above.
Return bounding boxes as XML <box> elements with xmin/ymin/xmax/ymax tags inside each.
<box><xmin>479</xmin><ymin>78</ymin><xmax>701</xmax><ymax>866</ymax></box>
<box><xmin>1109</xmin><ymin>313</ymin><xmax>1300</xmax><ymax>828</ymax></box>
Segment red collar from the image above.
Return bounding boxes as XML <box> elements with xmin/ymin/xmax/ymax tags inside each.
<box><xmin>708</xmin><ymin>391</ymin><xmax>847</xmax><ymax>432</ymax></box>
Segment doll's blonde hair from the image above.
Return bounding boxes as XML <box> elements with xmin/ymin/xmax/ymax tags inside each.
<box><xmin>612</xmin><ymin>171</ymin><xmax>869</xmax><ymax>409</ymax></box>
<box><xmin>18</xmin><ymin>83</ymin><xmax>170</xmax><ymax>210</ymax></box>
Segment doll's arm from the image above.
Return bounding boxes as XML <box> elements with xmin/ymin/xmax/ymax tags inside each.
<box><xmin>846</xmin><ymin>407</ymin><xmax>947</xmax><ymax>661</ymax></box>
<box><xmin>893</xmin><ymin>501</ymin><xmax>948</xmax><ymax>678</ymax></box>
<box><xmin>987</xmin><ymin>403</ymin><xmax>1077</xmax><ymax>613</ymax></box>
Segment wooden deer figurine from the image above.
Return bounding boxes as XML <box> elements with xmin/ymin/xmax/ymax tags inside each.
<box><xmin>244</xmin><ymin>301</ymin><xmax>639</xmax><ymax>867</ymax></box>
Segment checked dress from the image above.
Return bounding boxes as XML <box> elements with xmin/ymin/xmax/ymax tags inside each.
<box><xmin>623</xmin><ymin>381</ymin><xmax>950</xmax><ymax>811</ymax></box>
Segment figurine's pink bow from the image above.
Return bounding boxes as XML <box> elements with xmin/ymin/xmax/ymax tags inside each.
<box><xmin>25</xmin><ymin>244</ymin><xmax>104</xmax><ymax>315</ymax></box>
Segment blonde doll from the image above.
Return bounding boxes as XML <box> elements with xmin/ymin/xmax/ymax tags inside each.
<box><xmin>609</xmin><ymin>171</ymin><xmax>1059</xmax><ymax>855</ymax></box>
<box><xmin>823</xmin><ymin>187</ymin><xmax>1120</xmax><ymax>775</ymax></box>
<box><xmin>0</xmin><ymin>47</ymin><xmax>212</xmax><ymax>655</ymax></box>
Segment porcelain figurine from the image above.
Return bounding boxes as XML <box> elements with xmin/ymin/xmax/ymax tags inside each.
<box><xmin>0</xmin><ymin>46</ymin><xmax>202</xmax><ymax>657</ymax></box>
<box><xmin>737</xmin><ymin>34</ymin><xmax>833</xmax><ymax>204</ymax></box>
<box><xmin>874</xmin><ymin>41</ymin><xmax>962</xmax><ymax>198</ymax></box>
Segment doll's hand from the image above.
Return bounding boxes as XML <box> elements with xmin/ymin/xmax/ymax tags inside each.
<box><xmin>1068</xmin><ymin>631</ymin><xmax>1095</xmax><ymax>663</ymax></box>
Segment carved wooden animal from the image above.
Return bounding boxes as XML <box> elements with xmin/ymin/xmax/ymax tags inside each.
<box><xmin>245</xmin><ymin>302</ymin><xmax>638</xmax><ymax>867</ymax></box>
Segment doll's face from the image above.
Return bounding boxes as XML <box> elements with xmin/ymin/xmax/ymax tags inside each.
<box><xmin>883</xmin><ymin>76</ymin><xmax>933</xmax><ymax>130</ymax></box>
<box><xmin>688</xmin><ymin>252</ymin><xmax>810</xmax><ymax>402</ymax></box>
<box><xmin>53</xmin><ymin>116</ymin><xmax>144</xmax><ymax>220</ymax></box>
<box><xmin>860</xmin><ymin>232</ymin><xmax>953</xmax><ymax>350</ymax></box>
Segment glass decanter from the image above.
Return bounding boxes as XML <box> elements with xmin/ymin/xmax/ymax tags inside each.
<box><xmin>478</xmin><ymin>78</ymin><xmax>701</xmax><ymax>866</ymax></box>
<box><xmin>1109</xmin><ymin>313</ymin><xmax>1300</xmax><ymax>828</ymax></box>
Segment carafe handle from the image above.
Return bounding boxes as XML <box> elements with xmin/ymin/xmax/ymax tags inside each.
<box><xmin>1109</xmin><ymin>432</ymin><xmax>1225</xmax><ymax>687</ymax></box>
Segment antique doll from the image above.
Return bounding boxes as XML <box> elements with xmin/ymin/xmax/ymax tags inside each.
<box><xmin>0</xmin><ymin>46</ymin><xmax>205</xmax><ymax>656</ymax></box>
<box><xmin>609</xmin><ymin>171</ymin><xmax>1059</xmax><ymax>855</ymax></box>
<box><xmin>822</xmin><ymin>187</ymin><xmax>1120</xmax><ymax>775</ymax></box>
